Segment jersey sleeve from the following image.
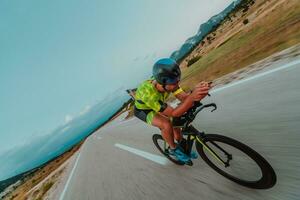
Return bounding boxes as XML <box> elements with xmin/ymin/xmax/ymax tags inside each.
<box><xmin>172</xmin><ymin>87</ymin><xmax>184</xmax><ymax>96</ymax></box>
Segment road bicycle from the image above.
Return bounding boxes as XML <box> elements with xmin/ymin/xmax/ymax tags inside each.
<box><xmin>152</xmin><ymin>101</ymin><xmax>277</xmax><ymax>189</ymax></box>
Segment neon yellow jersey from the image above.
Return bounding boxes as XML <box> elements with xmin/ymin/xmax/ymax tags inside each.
<box><xmin>134</xmin><ymin>79</ymin><xmax>183</xmax><ymax>112</ymax></box>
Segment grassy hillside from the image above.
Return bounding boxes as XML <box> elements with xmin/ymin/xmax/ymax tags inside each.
<box><xmin>180</xmin><ymin>0</ymin><xmax>300</xmax><ymax>89</ymax></box>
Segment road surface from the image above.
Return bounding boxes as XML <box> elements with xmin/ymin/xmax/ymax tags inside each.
<box><xmin>59</xmin><ymin>58</ymin><xmax>300</xmax><ymax>200</ymax></box>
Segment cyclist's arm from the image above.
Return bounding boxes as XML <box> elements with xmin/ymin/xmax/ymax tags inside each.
<box><xmin>162</xmin><ymin>83</ymin><xmax>211</xmax><ymax>117</ymax></box>
<box><xmin>172</xmin><ymin>86</ymin><xmax>191</xmax><ymax>102</ymax></box>
<box><xmin>174</xmin><ymin>90</ymin><xmax>190</xmax><ymax>102</ymax></box>
<box><xmin>141</xmin><ymin>95</ymin><xmax>193</xmax><ymax>118</ymax></box>
<box><xmin>160</xmin><ymin>97</ymin><xmax>194</xmax><ymax>117</ymax></box>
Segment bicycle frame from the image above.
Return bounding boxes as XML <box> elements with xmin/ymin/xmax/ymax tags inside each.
<box><xmin>181</xmin><ymin>125</ymin><xmax>232</xmax><ymax>167</ymax></box>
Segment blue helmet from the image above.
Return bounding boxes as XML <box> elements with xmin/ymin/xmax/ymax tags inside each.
<box><xmin>152</xmin><ymin>58</ymin><xmax>181</xmax><ymax>85</ymax></box>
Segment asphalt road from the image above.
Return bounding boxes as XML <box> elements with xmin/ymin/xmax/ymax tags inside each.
<box><xmin>60</xmin><ymin>58</ymin><xmax>300</xmax><ymax>200</ymax></box>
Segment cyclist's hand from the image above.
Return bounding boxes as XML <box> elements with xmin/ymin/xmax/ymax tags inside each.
<box><xmin>197</xmin><ymin>81</ymin><xmax>212</xmax><ymax>88</ymax></box>
<box><xmin>189</xmin><ymin>81</ymin><xmax>211</xmax><ymax>101</ymax></box>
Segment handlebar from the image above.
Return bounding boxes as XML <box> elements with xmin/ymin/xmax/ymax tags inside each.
<box><xmin>186</xmin><ymin>101</ymin><xmax>217</xmax><ymax>120</ymax></box>
<box><xmin>194</xmin><ymin>102</ymin><xmax>217</xmax><ymax>115</ymax></box>
<box><xmin>172</xmin><ymin>100</ymin><xmax>217</xmax><ymax>128</ymax></box>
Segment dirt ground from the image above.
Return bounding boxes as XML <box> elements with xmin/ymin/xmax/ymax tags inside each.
<box><xmin>2</xmin><ymin>142</ymin><xmax>83</xmax><ymax>200</ymax></box>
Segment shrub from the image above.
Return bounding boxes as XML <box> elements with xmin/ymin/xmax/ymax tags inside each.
<box><xmin>187</xmin><ymin>56</ymin><xmax>201</xmax><ymax>67</ymax></box>
<box><xmin>243</xmin><ymin>19</ymin><xmax>249</xmax><ymax>24</ymax></box>
<box><xmin>42</xmin><ymin>181</ymin><xmax>54</xmax><ymax>195</ymax></box>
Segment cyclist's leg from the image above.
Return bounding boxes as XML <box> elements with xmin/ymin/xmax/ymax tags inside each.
<box><xmin>151</xmin><ymin>113</ymin><xmax>176</xmax><ymax>149</ymax></box>
<box><xmin>173</xmin><ymin>127</ymin><xmax>198</xmax><ymax>159</ymax></box>
<box><xmin>134</xmin><ymin>107</ymin><xmax>176</xmax><ymax>148</ymax></box>
<box><xmin>173</xmin><ymin>128</ymin><xmax>183</xmax><ymax>143</ymax></box>
<box><xmin>150</xmin><ymin>113</ymin><xmax>190</xmax><ymax>162</ymax></box>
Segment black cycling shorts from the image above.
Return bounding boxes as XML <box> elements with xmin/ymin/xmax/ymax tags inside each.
<box><xmin>133</xmin><ymin>106</ymin><xmax>154</xmax><ymax>124</ymax></box>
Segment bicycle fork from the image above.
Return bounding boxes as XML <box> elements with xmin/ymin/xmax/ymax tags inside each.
<box><xmin>196</xmin><ymin>136</ymin><xmax>232</xmax><ymax>167</ymax></box>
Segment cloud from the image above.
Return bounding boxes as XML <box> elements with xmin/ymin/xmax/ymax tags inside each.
<box><xmin>64</xmin><ymin>114</ymin><xmax>73</xmax><ymax>123</ymax></box>
<box><xmin>60</xmin><ymin>125</ymin><xmax>70</xmax><ymax>132</ymax></box>
<box><xmin>79</xmin><ymin>105</ymin><xmax>91</xmax><ymax>116</ymax></box>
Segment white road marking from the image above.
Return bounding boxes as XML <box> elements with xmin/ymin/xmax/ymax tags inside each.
<box><xmin>211</xmin><ymin>59</ymin><xmax>300</xmax><ymax>93</ymax></box>
<box><xmin>57</xmin><ymin>59</ymin><xmax>300</xmax><ymax>197</ymax></box>
<box><xmin>114</xmin><ymin>143</ymin><xmax>168</xmax><ymax>165</ymax></box>
<box><xmin>59</xmin><ymin>152</ymin><xmax>81</xmax><ymax>200</ymax></box>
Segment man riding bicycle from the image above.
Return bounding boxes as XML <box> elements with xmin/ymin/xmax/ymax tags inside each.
<box><xmin>133</xmin><ymin>58</ymin><xmax>212</xmax><ymax>162</ymax></box>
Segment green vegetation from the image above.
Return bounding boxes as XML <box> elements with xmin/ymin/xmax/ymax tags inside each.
<box><xmin>182</xmin><ymin>26</ymin><xmax>264</xmax><ymax>80</ymax></box>
<box><xmin>231</xmin><ymin>0</ymin><xmax>256</xmax><ymax>15</ymax></box>
<box><xmin>9</xmin><ymin>194</ymin><xmax>18</xmax><ymax>200</ymax></box>
<box><xmin>180</xmin><ymin>0</ymin><xmax>300</xmax><ymax>89</ymax></box>
<box><xmin>187</xmin><ymin>56</ymin><xmax>202</xmax><ymax>67</ymax></box>
<box><xmin>243</xmin><ymin>18</ymin><xmax>249</xmax><ymax>24</ymax></box>
<box><xmin>43</xmin><ymin>181</ymin><xmax>54</xmax><ymax>194</ymax></box>
<box><xmin>179</xmin><ymin>0</ymin><xmax>257</xmax><ymax>64</ymax></box>
<box><xmin>34</xmin><ymin>181</ymin><xmax>54</xmax><ymax>200</ymax></box>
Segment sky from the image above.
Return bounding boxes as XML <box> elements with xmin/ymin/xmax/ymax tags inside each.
<box><xmin>0</xmin><ymin>0</ymin><xmax>233</xmax><ymax>180</ymax></box>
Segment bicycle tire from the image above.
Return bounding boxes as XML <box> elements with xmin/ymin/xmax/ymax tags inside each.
<box><xmin>196</xmin><ymin>134</ymin><xmax>276</xmax><ymax>189</ymax></box>
<box><xmin>152</xmin><ymin>134</ymin><xmax>185</xmax><ymax>165</ymax></box>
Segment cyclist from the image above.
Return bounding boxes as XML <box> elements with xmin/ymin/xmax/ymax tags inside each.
<box><xmin>133</xmin><ymin>58</ymin><xmax>212</xmax><ymax>162</ymax></box>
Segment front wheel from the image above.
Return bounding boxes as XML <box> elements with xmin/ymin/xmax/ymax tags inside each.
<box><xmin>196</xmin><ymin>134</ymin><xmax>276</xmax><ymax>189</ymax></box>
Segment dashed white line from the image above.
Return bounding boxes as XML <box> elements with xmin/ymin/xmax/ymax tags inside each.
<box><xmin>58</xmin><ymin>59</ymin><xmax>300</xmax><ymax>197</ymax></box>
<box><xmin>115</xmin><ymin>143</ymin><xmax>168</xmax><ymax>165</ymax></box>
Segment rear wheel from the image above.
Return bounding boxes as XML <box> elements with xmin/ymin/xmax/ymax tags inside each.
<box><xmin>152</xmin><ymin>134</ymin><xmax>184</xmax><ymax>165</ymax></box>
<box><xmin>196</xmin><ymin>134</ymin><xmax>276</xmax><ymax>189</ymax></box>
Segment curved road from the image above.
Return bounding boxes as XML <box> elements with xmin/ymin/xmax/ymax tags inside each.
<box><xmin>60</xmin><ymin>58</ymin><xmax>300</xmax><ymax>200</ymax></box>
